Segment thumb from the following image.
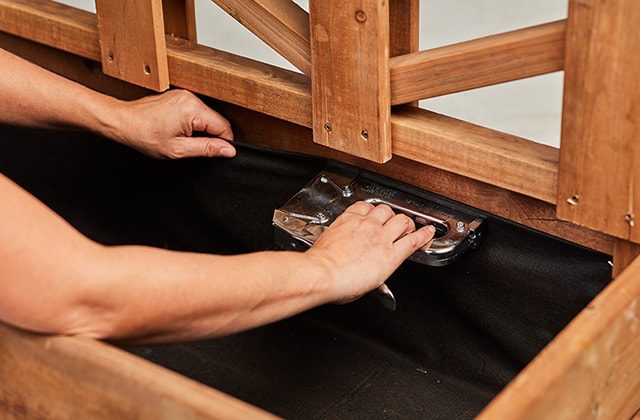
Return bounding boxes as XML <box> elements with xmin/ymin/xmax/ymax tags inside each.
<box><xmin>171</xmin><ymin>136</ymin><xmax>236</xmax><ymax>159</ymax></box>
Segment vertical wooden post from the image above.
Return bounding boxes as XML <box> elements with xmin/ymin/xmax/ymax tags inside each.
<box><xmin>390</xmin><ymin>0</ymin><xmax>419</xmax><ymax>107</ymax></box>
<box><xmin>310</xmin><ymin>0</ymin><xmax>392</xmax><ymax>163</ymax></box>
<box><xmin>613</xmin><ymin>240</ymin><xmax>640</xmax><ymax>277</ymax></box>
<box><xmin>389</xmin><ymin>0</ymin><xmax>419</xmax><ymax>58</ymax></box>
<box><xmin>557</xmin><ymin>0</ymin><xmax>640</xmax><ymax>244</ymax></box>
<box><xmin>163</xmin><ymin>0</ymin><xmax>197</xmax><ymax>42</ymax></box>
<box><xmin>95</xmin><ymin>0</ymin><xmax>170</xmax><ymax>91</ymax></box>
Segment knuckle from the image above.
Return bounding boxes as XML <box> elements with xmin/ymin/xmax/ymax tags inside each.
<box><xmin>165</xmin><ymin>142</ymin><xmax>187</xmax><ymax>159</ymax></box>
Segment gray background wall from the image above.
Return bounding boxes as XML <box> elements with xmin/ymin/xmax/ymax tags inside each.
<box><xmin>61</xmin><ymin>0</ymin><xmax>568</xmax><ymax>147</ymax></box>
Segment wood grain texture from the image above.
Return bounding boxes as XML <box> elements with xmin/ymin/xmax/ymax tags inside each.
<box><xmin>210</xmin><ymin>0</ymin><xmax>310</xmax><ymax>75</ymax></box>
<box><xmin>163</xmin><ymin>0</ymin><xmax>197</xmax><ymax>41</ymax></box>
<box><xmin>95</xmin><ymin>0</ymin><xmax>169</xmax><ymax>91</ymax></box>
<box><xmin>166</xmin><ymin>35</ymin><xmax>313</xmax><ymax>127</ymax></box>
<box><xmin>390</xmin><ymin>20</ymin><xmax>566</xmax><ymax>105</ymax></box>
<box><xmin>0</xmin><ymin>0</ymin><xmax>100</xmax><ymax>59</ymax></box>
<box><xmin>216</xmin><ymin>101</ymin><xmax>614</xmax><ymax>255</ymax></box>
<box><xmin>557</xmin><ymin>0</ymin><xmax>640</xmax><ymax>243</ymax></box>
<box><xmin>389</xmin><ymin>0</ymin><xmax>419</xmax><ymax>57</ymax></box>
<box><xmin>310</xmin><ymin>0</ymin><xmax>392</xmax><ymax>163</ymax></box>
<box><xmin>0</xmin><ymin>323</ymin><xmax>278</xmax><ymax>419</ymax></box>
<box><xmin>0</xmin><ymin>0</ymin><xmax>559</xmax><ymax>204</ymax></box>
<box><xmin>0</xmin><ymin>30</ymin><xmax>616</xmax><ymax>256</ymax></box>
<box><xmin>392</xmin><ymin>106</ymin><xmax>559</xmax><ymax>204</ymax></box>
<box><xmin>479</xmin><ymin>254</ymin><xmax>640</xmax><ymax>419</ymax></box>
<box><xmin>613</xmin><ymin>240</ymin><xmax>640</xmax><ymax>277</ymax></box>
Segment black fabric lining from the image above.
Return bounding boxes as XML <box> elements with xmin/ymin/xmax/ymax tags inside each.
<box><xmin>0</xmin><ymin>126</ymin><xmax>612</xmax><ymax>419</ymax></box>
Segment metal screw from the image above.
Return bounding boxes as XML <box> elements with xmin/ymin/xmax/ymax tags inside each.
<box><xmin>625</xmin><ymin>213</ymin><xmax>635</xmax><ymax>227</ymax></box>
<box><xmin>456</xmin><ymin>221</ymin><xmax>465</xmax><ymax>233</ymax></box>
<box><xmin>315</xmin><ymin>211</ymin><xmax>330</xmax><ymax>224</ymax></box>
<box><xmin>282</xmin><ymin>216</ymin><xmax>290</xmax><ymax>223</ymax></box>
<box><xmin>320</xmin><ymin>175</ymin><xmax>353</xmax><ymax>197</ymax></box>
<box><xmin>324</xmin><ymin>122</ymin><xmax>332</xmax><ymax>132</ymax></box>
<box><xmin>566</xmin><ymin>195</ymin><xmax>580</xmax><ymax>206</ymax></box>
<box><xmin>144</xmin><ymin>65</ymin><xmax>151</xmax><ymax>75</ymax></box>
<box><xmin>361</xmin><ymin>130</ymin><xmax>369</xmax><ymax>140</ymax></box>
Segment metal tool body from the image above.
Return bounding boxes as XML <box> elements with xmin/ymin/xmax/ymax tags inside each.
<box><xmin>273</xmin><ymin>167</ymin><xmax>484</xmax><ymax>310</ymax></box>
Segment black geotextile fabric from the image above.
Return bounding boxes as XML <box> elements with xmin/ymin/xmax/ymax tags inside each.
<box><xmin>0</xmin><ymin>126</ymin><xmax>613</xmax><ymax>419</ymax></box>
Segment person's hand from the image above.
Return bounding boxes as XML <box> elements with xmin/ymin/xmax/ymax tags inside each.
<box><xmin>113</xmin><ymin>89</ymin><xmax>235</xmax><ymax>159</ymax></box>
<box><xmin>306</xmin><ymin>202</ymin><xmax>436</xmax><ymax>304</ymax></box>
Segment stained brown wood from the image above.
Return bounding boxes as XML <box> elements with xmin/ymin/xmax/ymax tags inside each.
<box><xmin>214</xmin><ymin>100</ymin><xmax>614</xmax><ymax>256</ymax></box>
<box><xmin>166</xmin><ymin>35</ymin><xmax>313</xmax><ymax>128</ymax></box>
<box><xmin>389</xmin><ymin>0</ymin><xmax>419</xmax><ymax>57</ymax></box>
<box><xmin>613</xmin><ymin>240</ymin><xmax>640</xmax><ymax>277</ymax></box>
<box><xmin>390</xmin><ymin>20</ymin><xmax>566</xmax><ymax>105</ymax></box>
<box><xmin>163</xmin><ymin>0</ymin><xmax>197</xmax><ymax>41</ymax></box>
<box><xmin>210</xmin><ymin>0</ymin><xmax>310</xmax><ymax>75</ymax></box>
<box><xmin>557</xmin><ymin>0</ymin><xmax>640</xmax><ymax>243</ymax></box>
<box><xmin>95</xmin><ymin>0</ymin><xmax>169</xmax><ymax>91</ymax></box>
<box><xmin>3</xmin><ymin>0</ymin><xmax>640</xmax><ymax>417</ymax></box>
<box><xmin>392</xmin><ymin>106</ymin><xmax>559</xmax><ymax>204</ymax></box>
<box><xmin>479</xmin><ymin>254</ymin><xmax>640</xmax><ymax>420</ymax></box>
<box><xmin>0</xmin><ymin>0</ymin><xmax>561</xmax><ymax>205</ymax></box>
<box><xmin>310</xmin><ymin>0</ymin><xmax>392</xmax><ymax>163</ymax></box>
<box><xmin>0</xmin><ymin>323</ymin><xmax>278</xmax><ymax>419</ymax></box>
<box><xmin>0</xmin><ymin>0</ymin><xmax>100</xmax><ymax>59</ymax></box>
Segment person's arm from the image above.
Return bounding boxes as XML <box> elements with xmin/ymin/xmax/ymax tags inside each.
<box><xmin>0</xmin><ymin>48</ymin><xmax>235</xmax><ymax>159</ymax></box>
<box><xmin>0</xmin><ymin>173</ymin><xmax>434</xmax><ymax>344</ymax></box>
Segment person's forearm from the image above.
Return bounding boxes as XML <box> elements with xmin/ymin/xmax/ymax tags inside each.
<box><xmin>0</xmin><ymin>173</ymin><xmax>431</xmax><ymax>344</ymax></box>
<box><xmin>0</xmin><ymin>174</ymin><xmax>336</xmax><ymax>344</ymax></box>
<box><xmin>0</xmin><ymin>48</ymin><xmax>122</xmax><ymax>136</ymax></box>
<box><xmin>86</xmin><ymin>247</ymin><xmax>334</xmax><ymax>343</ymax></box>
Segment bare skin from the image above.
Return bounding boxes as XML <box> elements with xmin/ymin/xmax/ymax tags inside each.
<box><xmin>0</xmin><ymin>48</ymin><xmax>435</xmax><ymax>344</ymax></box>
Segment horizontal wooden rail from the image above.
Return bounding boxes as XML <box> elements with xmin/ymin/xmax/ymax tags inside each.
<box><xmin>0</xmin><ymin>0</ymin><xmax>558</xmax><ymax>204</ymax></box>
<box><xmin>0</xmin><ymin>323</ymin><xmax>277</xmax><ymax>419</ymax></box>
<box><xmin>390</xmin><ymin>20</ymin><xmax>566</xmax><ymax>105</ymax></box>
<box><xmin>195</xmin><ymin>2</ymin><xmax>565</xmax><ymax>104</ymax></box>
<box><xmin>392</xmin><ymin>107</ymin><xmax>558</xmax><ymax>204</ymax></box>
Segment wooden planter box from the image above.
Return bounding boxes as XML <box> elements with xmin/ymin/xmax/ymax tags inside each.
<box><xmin>1</xmin><ymin>0</ymin><xmax>639</xmax><ymax>418</ymax></box>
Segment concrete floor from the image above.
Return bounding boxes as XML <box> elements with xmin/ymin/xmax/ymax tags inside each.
<box><xmin>62</xmin><ymin>0</ymin><xmax>567</xmax><ymax>147</ymax></box>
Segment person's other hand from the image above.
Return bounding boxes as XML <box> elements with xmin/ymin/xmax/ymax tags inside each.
<box><xmin>306</xmin><ymin>201</ymin><xmax>436</xmax><ymax>304</ymax></box>
<box><xmin>114</xmin><ymin>89</ymin><xmax>235</xmax><ymax>159</ymax></box>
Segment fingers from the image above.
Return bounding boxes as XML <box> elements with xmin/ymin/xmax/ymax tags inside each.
<box><xmin>342</xmin><ymin>202</ymin><xmax>436</xmax><ymax>258</ymax></box>
<box><xmin>393</xmin><ymin>225</ymin><xmax>436</xmax><ymax>260</ymax></box>
<box><xmin>166</xmin><ymin>136</ymin><xmax>237</xmax><ymax>159</ymax></box>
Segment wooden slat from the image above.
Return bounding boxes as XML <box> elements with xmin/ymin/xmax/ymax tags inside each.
<box><xmin>166</xmin><ymin>35</ymin><xmax>313</xmax><ymax>128</ymax></box>
<box><xmin>392</xmin><ymin>106</ymin><xmax>559</xmax><ymax>204</ymax></box>
<box><xmin>479</xmin><ymin>254</ymin><xmax>640</xmax><ymax>419</ymax></box>
<box><xmin>557</xmin><ymin>0</ymin><xmax>640</xmax><ymax>243</ymax></box>
<box><xmin>613</xmin><ymin>240</ymin><xmax>640</xmax><ymax>277</ymax></box>
<box><xmin>0</xmin><ymin>30</ymin><xmax>616</xmax><ymax>255</ymax></box>
<box><xmin>0</xmin><ymin>0</ymin><xmax>100</xmax><ymax>59</ymax></box>
<box><xmin>210</xmin><ymin>0</ymin><xmax>310</xmax><ymax>75</ymax></box>
<box><xmin>390</xmin><ymin>20</ymin><xmax>566</xmax><ymax>105</ymax></box>
<box><xmin>95</xmin><ymin>0</ymin><xmax>169</xmax><ymax>91</ymax></box>
<box><xmin>310</xmin><ymin>0</ymin><xmax>392</xmax><ymax>163</ymax></box>
<box><xmin>389</xmin><ymin>0</ymin><xmax>419</xmax><ymax>57</ymax></box>
<box><xmin>163</xmin><ymin>0</ymin><xmax>197</xmax><ymax>41</ymax></box>
<box><xmin>0</xmin><ymin>323</ymin><xmax>278</xmax><ymax>419</ymax></box>
<box><xmin>0</xmin><ymin>0</ymin><xmax>562</xmax><ymax>208</ymax></box>
<box><xmin>390</xmin><ymin>0</ymin><xmax>419</xmax><ymax>107</ymax></box>
<box><xmin>215</xmin><ymin>100</ymin><xmax>614</xmax><ymax>255</ymax></box>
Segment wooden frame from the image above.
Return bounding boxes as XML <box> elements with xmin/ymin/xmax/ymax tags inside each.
<box><xmin>1</xmin><ymin>0</ymin><xmax>639</xmax><ymax>417</ymax></box>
